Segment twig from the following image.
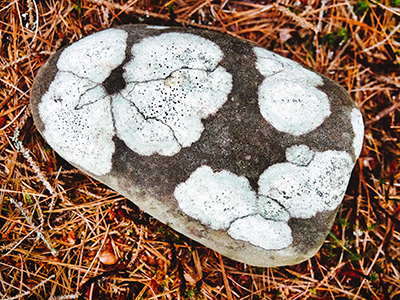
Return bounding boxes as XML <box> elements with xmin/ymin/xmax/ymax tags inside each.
<box><xmin>274</xmin><ymin>3</ymin><xmax>317</xmax><ymax>33</ymax></box>
<box><xmin>0</xmin><ymin>106</ymin><xmax>28</xmax><ymax>131</ymax></box>
<box><xmin>2</xmin><ymin>275</ymin><xmax>55</xmax><ymax>300</ymax></box>
<box><xmin>364</xmin><ymin>98</ymin><xmax>400</xmax><ymax>127</ymax></box>
<box><xmin>363</xmin><ymin>23</ymin><xmax>400</xmax><ymax>52</ymax></box>
<box><xmin>0</xmin><ymin>228</ymin><xmax>36</xmax><ymax>257</ymax></box>
<box><xmin>316</xmin><ymin>0</ymin><xmax>327</xmax><ymax>34</ymax></box>
<box><xmin>375</xmin><ymin>75</ymin><xmax>400</xmax><ymax>88</ymax></box>
<box><xmin>80</xmin><ymin>225</ymin><xmax>110</xmax><ymax>284</ymax></box>
<box><xmin>11</xmin><ymin>109</ymin><xmax>60</xmax><ymax>211</ymax></box>
<box><xmin>0</xmin><ymin>51</ymin><xmax>54</xmax><ymax>72</ymax></box>
<box><xmin>27</xmin><ymin>0</ymin><xmax>39</xmax><ymax>47</ymax></box>
<box><xmin>218</xmin><ymin>253</ymin><xmax>233</xmax><ymax>300</ymax></box>
<box><xmin>52</xmin><ymin>295</ymin><xmax>79</xmax><ymax>300</ymax></box>
<box><xmin>8</xmin><ymin>197</ymin><xmax>58</xmax><ymax>256</ymax></box>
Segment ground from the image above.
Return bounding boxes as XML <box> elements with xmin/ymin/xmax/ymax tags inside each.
<box><xmin>0</xmin><ymin>0</ymin><xmax>400</xmax><ymax>299</ymax></box>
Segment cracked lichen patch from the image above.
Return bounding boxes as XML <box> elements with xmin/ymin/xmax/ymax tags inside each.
<box><xmin>259</xmin><ymin>150</ymin><xmax>354</xmax><ymax>219</ymax></box>
<box><xmin>125</xmin><ymin>32</ymin><xmax>224</xmax><ymax>81</ymax></box>
<box><xmin>57</xmin><ymin>29</ymin><xmax>128</xmax><ymax>83</ymax></box>
<box><xmin>174</xmin><ymin>165</ymin><xmax>292</xmax><ymax>250</ymax></box>
<box><xmin>38</xmin><ymin>29</ymin><xmax>233</xmax><ymax>172</ymax></box>
<box><xmin>38</xmin><ymin>29</ymin><xmax>128</xmax><ymax>176</ymax></box>
<box><xmin>31</xmin><ymin>24</ymin><xmax>364</xmax><ymax>267</ymax></box>
<box><xmin>117</xmin><ymin>33</ymin><xmax>232</xmax><ymax>156</ymax></box>
<box><xmin>39</xmin><ymin>71</ymin><xmax>115</xmax><ymax>176</ymax></box>
<box><xmin>174</xmin><ymin>150</ymin><xmax>353</xmax><ymax>250</ymax></box>
<box><xmin>112</xmin><ymin>93</ymin><xmax>181</xmax><ymax>156</ymax></box>
<box><xmin>117</xmin><ymin>68</ymin><xmax>232</xmax><ymax>156</ymax></box>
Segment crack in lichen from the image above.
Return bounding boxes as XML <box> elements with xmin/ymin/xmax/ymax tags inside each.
<box><xmin>118</xmin><ymin>94</ymin><xmax>183</xmax><ymax>149</ymax></box>
<box><xmin>255</xmin><ymin>56</ymin><xmax>286</xmax><ymax>79</ymax></box>
<box><xmin>222</xmin><ymin>194</ymin><xmax>291</xmax><ymax>232</ymax></box>
<box><xmin>125</xmin><ymin>65</ymin><xmax>220</xmax><ymax>85</ymax></box>
<box><xmin>59</xmin><ymin>70</ymin><xmax>108</xmax><ymax>109</ymax></box>
<box><xmin>226</xmin><ymin>213</ymin><xmax>258</xmax><ymax>229</ymax></box>
<box><xmin>62</xmin><ymin>70</ymin><xmax>98</xmax><ymax>84</ymax></box>
<box><xmin>75</xmin><ymin>85</ymin><xmax>109</xmax><ymax>110</ymax></box>
<box><xmin>257</xmin><ymin>193</ymin><xmax>291</xmax><ymax>219</ymax></box>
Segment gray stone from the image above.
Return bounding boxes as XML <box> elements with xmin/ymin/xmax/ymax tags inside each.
<box><xmin>30</xmin><ymin>24</ymin><xmax>364</xmax><ymax>267</ymax></box>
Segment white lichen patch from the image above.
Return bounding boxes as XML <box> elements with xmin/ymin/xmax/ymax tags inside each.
<box><xmin>174</xmin><ymin>151</ymin><xmax>355</xmax><ymax>248</ymax></box>
<box><xmin>286</xmin><ymin>144</ymin><xmax>314</xmax><ymax>166</ymax></box>
<box><xmin>258</xmin><ymin>150</ymin><xmax>354</xmax><ymax>219</ymax></box>
<box><xmin>254</xmin><ymin>47</ymin><xmax>331</xmax><ymax>136</ymax></box>
<box><xmin>124</xmin><ymin>33</ymin><xmax>225</xmax><ymax>82</ymax></box>
<box><xmin>174</xmin><ymin>166</ymin><xmax>257</xmax><ymax>230</ymax></box>
<box><xmin>39</xmin><ymin>72</ymin><xmax>115</xmax><ymax>175</ymax></box>
<box><xmin>57</xmin><ymin>29</ymin><xmax>128</xmax><ymax>83</ymax></box>
<box><xmin>174</xmin><ymin>165</ymin><xmax>293</xmax><ymax>249</ymax></box>
<box><xmin>258</xmin><ymin>79</ymin><xmax>330</xmax><ymax>136</ymax></box>
<box><xmin>228</xmin><ymin>215</ymin><xmax>292</xmax><ymax>250</ymax></box>
<box><xmin>114</xmin><ymin>33</ymin><xmax>232</xmax><ymax>156</ymax></box>
<box><xmin>351</xmin><ymin>108</ymin><xmax>364</xmax><ymax>157</ymax></box>
<box><xmin>37</xmin><ymin>29</ymin><xmax>128</xmax><ymax>176</ymax></box>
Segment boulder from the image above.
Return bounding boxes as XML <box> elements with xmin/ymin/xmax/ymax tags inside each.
<box><xmin>30</xmin><ymin>24</ymin><xmax>364</xmax><ymax>267</ymax></box>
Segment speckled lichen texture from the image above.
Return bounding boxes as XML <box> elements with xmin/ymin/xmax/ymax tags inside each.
<box><xmin>30</xmin><ymin>24</ymin><xmax>364</xmax><ymax>267</ymax></box>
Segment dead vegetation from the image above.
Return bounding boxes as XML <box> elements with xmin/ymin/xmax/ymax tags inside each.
<box><xmin>0</xmin><ymin>0</ymin><xmax>399</xmax><ymax>299</ymax></box>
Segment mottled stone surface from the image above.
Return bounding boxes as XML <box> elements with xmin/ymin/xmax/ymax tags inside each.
<box><xmin>30</xmin><ymin>24</ymin><xmax>364</xmax><ymax>267</ymax></box>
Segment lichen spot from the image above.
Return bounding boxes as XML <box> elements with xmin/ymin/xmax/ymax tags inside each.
<box><xmin>113</xmin><ymin>33</ymin><xmax>233</xmax><ymax>156</ymax></box>
<box><xmin>254</xmin><ymin>47</ymin><xmax>331</xmax><ymax>136</ymax></box>
<box><xmin>258</xmin><ymin>80</ymin><xmax>330</xmax><ymax>136</ymax></box>
<box><xmin>56</xmin><ymin>29</ymin><xmax>128</xmax><ymax>84</ymax></box>
<box><xmin>351</xmin><ymin>108</ymin><xmax>364</xmax><ymax>157</ymax></box>
<box><xmin>228</xmin><ymin>215</ymin><xmax>292</xmax><ymax>250</ymax></box>
<box><xmin>286</xmin><ymin>144</ymin><xmax>314</xmax><ymax>166</ymax></box>
<box><xmin>39</xmin><ymin>72</ymin><xmax>115</xmax><ymax>176</ymax></box>
<box><xmin>124</xmin><ymin>32</ymin><xmax>227</xmax><ymax>81</ymax></box>
<box><xmin>174</xmin><ymin>166</ymin><xmax>257</xmax><ymax>230</ymax></box>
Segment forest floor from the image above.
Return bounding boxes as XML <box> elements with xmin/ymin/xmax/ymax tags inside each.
<box><xmin>1</xmin><ymin>0</ymin><xmax>400</xmax><ymax>299</ymax></box>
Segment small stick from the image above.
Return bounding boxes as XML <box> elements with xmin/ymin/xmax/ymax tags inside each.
<box><xmin>218</xmin><ymin>253</ymin><xmax>233</xmax><ymax>300</ymax></box>
<box><xmin>364</xmin><ymin>98</ymin><xmax>400</xmax><ymax>127</ymax></box>
<box><xmin>8</xmin><ymin>197</ymin><xmax>58</xmax><ymax>256</ymax></box>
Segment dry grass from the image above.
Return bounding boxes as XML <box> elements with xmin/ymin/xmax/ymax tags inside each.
<box><xmin>1</xmin><ymin>0</ymin><xmax>400</xmax><ymax>299</ymax></box>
